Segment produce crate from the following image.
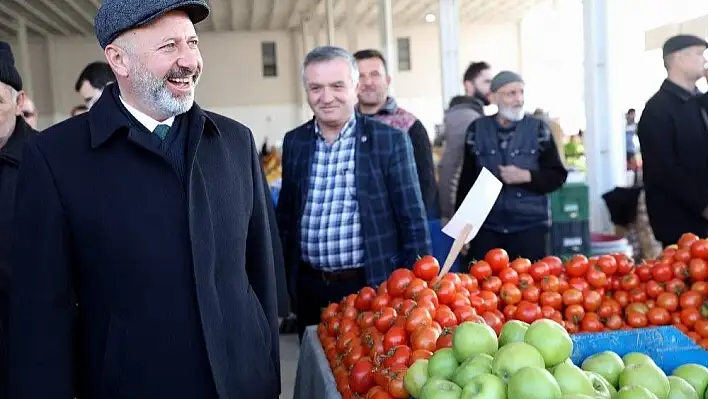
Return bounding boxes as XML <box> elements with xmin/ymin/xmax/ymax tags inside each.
<box><xmin>550</xmin><ymin>182</ymin><xmax>589</xmax><ymax>223</ymax></box>
<box><xmin>570</xmin><ymin>326</ymin><xmax>708</xmax><ymax>374</ymax></box>
<box><xmin>549</xmin><ymin>219</ymin><xmax>590</xmax><ymax>256</ymax></box>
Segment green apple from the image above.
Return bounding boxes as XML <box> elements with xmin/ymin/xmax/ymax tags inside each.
<box><xmin>667</xmin><ymin>376</ymin><xmax>699</xmax><ymax>399</ymax></box>
<box><xmin>451</xmin><ymin>354</ymin><xmax>493</xmax><ymax>388</ymax></box>
<box><xmin>548</xmin><ymin>358</ymin><xmax>574</xmax><ymax>374</ymax></box>
<box><xmin>429</xmin><ymin>348</ymin><xmax>460</xmax><ymax>379</ymax></box>
<box><xmin>616</xmin><ymin>385</ymin><xmax>660</xmax><ymax>399</ymax></box>
<box><xmin>581</xmin><ymin>351</ymin><xmax>625</xmax><ymax>387</ymax></box>
<box><xmin>492</xmin><ymin>342</ymin><xmax>545</xmax><ymax>382</ymax></box>
<box><xmin>460</xmin><ymin>373</ymin><xmax>506</xmax><ymax>399</ymax></box>
<box><xmin>562</xmin><ymin>395</ymin><xmax>597</xmax><ymax>399</ymax></box>
<box><xmin>453</xmin><ymin>321</ymin><xmax>499</xmax><ymax>362</ymax></box>
<box><xmin>405</xmin><ymin>359</ymin><xmax>430</xmax><ymax>398</ymax></box>
<box><xmin>553</xmin><ymin>362</ymin><xmax>596</xmax><ymax>396</ymax></box>
<box><xmin>619</xmin><ymin>363</ymin><xmax>670</xmax><ymax>399</ymax></box>
<box><xmin>622</xmin><ymin>353</ymin><xmax>656</xmax><ymax>367</ymax></box>
<box><xmin>507</xmin><ymin>366</ymin><xmax>562</xmax><ymax>399</ymax></box>
<box><xmin>672</xmin><ymin>364</ymin><xmax>708</xmax><ymax>398</ymax></box>
<box><xmin>498</xmin><ymin>320</ymin><xmax>529</xmax><ymax>347</ymax></box>
<box><xmin>420</xmin><ymin>376</ymin><xmax>464</xmax><ymax>399</ymax></box>
<box><xmin>524</xmin><ymin>319</ymin><xmax>573</xmax><ymax>367</ymax></box>
<box><xmin>584</xmin><ymin>370</ymin><xmax>616</xmax><ymax>399</ymax></box>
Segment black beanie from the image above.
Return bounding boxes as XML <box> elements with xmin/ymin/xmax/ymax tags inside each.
<box><xmin>0</xmin><ymin>41</ymin><xmax>23</xmax><ymax>92</ymax></box>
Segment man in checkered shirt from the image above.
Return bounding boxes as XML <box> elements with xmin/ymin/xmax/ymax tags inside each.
<box><xmin>276</xmin><ymin>46</ymin><xmax>432</xmax><ymax>339</ymax></box>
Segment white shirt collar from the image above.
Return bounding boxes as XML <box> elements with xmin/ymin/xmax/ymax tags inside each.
<box><xmin>119</xmin><ymin>96</ymin><xmax>175</xmax><ymax>132</ymax></box>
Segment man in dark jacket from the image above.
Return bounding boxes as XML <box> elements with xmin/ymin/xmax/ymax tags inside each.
<box><xmin>0</xmin><ymin>40</ymin><xmax>34</xmax><ymax>399</ymax></box>
<box><xmin>439</xmin><ymin>61</ymin><xmax>492</xmax><ymax>221</ymax></box>
<box><xmin>277</xmin><ymin>46</ymin><xmax>431</xmax><ymax>339</ymax></box>
<box><xmin>9</xmin><ymin>1</ymin><xmax>282</xmax><ymax>398</ymax></box>
<box><xmin>638</xmin><ymin>34</ymin><xmax>708</xmax><ymax>246</ymax></box>
<box><xmin>353</xmin><ymin>49</ymin><xmax>439</xmax><ymax>218</ymax></box>
<box><xmin>456</xmin><ymin>71</ymin><xmax>567</xmax><ymax>263</ymax></box>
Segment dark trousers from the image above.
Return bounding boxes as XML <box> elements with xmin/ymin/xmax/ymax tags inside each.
<box><xmin>295</xmin><ymin>264</ymin><xmax>366</xmax><ymax>340</ymax></box>
<box><xmin>464</xmin><ymin>225</ymin><xmax>550</xmax><ymax>267</ymax></box>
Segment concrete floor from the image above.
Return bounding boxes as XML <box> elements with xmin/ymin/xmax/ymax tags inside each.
<box><xmin>279</xmin><ymin>333</ymin><xmax>300</xmax><ymax>399</ymax></box>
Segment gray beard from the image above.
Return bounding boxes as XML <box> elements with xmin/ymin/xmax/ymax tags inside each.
<box><xmin>129</xmin><ymin>59</ymin><xmax>198</xmax><ymax>119</ymax></box>
<box><xmin>498</xmin><ymin>105</ymin><xmax>524</xmax><ymax>122</ymax></box>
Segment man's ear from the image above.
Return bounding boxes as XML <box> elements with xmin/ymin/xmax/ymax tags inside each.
<box><xmin>14</xmin><ymin>90</ymin><xmax>27</xmax><ymax>116</ymax></box>
<box><xmin>104</xmin><ymin>43</ymin><xmax>130</xmax><ymax>78</ymax></box>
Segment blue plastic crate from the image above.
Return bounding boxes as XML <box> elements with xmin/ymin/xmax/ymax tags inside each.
<box><xmin>570</xmin><ymin>326</ymin><xmax>708</xmax><ymax>373</ymax></box>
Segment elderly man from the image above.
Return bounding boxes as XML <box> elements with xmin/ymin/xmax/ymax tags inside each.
<box><xmin>456</xmin><ymin>71</ymin><xmax>567</xmax><ymax>263</ymax></box>
<box><xmin>277</xmin><ymin>46</ymin><xmax>431</xmax><ymax>339</ymax></box>
<box><xmin>439</xmin><ymin>61</ymin><xmax>492</xmax><ymax>221</ymax></box>
<box><xmin>353</xmin><ymin>49</ymin><xmax>439</xmax><ymax>218</ymax></box>
<box><xmin>0</xmin><ymin>41</ymin><xmax>34</xmax><ymax>398</ymax></box>
<box><xmin>638</xmin><ymin>34</ymin><xmax>708</xmax><ymax>246</ymax></box>
<box><xmin>9</xmin><ymin>1</ymin><xmax>282</xmax><ymax>398</ymax></box>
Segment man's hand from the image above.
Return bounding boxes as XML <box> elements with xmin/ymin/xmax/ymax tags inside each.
<box><xmin>499</xmin><ymin>165</ymin><xmax>532</xmax><ymax>185</ymax></box>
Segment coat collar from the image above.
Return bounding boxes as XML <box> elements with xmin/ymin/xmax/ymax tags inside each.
<box><xmin>0</xmin><ymin>116</ymin><xmax>33</xmax><ymax>164</ymax></box>
<box><xmin>660</xmin><ymin>79</ymin><xmax>698</xmax><ymax>103</ymax></box>
<box><xmin>88</xmin><ymin>83</ymin><xmax>221</xmax><ymax>149</ymax></box>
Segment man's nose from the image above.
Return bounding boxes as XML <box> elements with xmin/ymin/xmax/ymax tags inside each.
<box><xmin>177</xmin><ymin>46</ymin><xmax>200</xmax><ymax>71</ymax></box>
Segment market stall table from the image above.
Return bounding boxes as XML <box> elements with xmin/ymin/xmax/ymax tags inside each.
<box><xmin>293</xmin><ymin>325</ymin><xmax>341</xmax><ymax>399</ymax></box>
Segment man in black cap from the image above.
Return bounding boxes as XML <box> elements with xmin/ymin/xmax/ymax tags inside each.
<box><xmin>0</xmin><ymin>40</ymin><xmax>35</xmax><ymax>399</ymax></box>
<box><xmin>638</xmin><ymin>34</ymin><xmax>708</xmax><ymax>246</ymax></box>
<box><xmin>456</xmin><ymin>71</ymin><xmax>567</xmax><ymax>263</ymax></box>
<box><xmin>8</xmin><ymin>1</ymin><xmax>282</xmax><ymax>398</ymax></box>
<box><xmin>74</xmin><ymin>61</ymin><xmax>115</xmax><ymax>109</ymax></box>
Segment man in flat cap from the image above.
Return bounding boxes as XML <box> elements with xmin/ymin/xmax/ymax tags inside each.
<box><xmin>8</xmin><ymin>1</ymin><xmax>282</xmax><ymax>398</ymax></box>
<box><xmin>638</xmin><ymin>34</ymin><xmax>708</xmax><ymax>246</ymax></box>
<box><xmin>0</xmin><ymin>40</ymin><xmax>35</xmax><ymax>398</ymax></box>
<box><xmin>455</xmin><ymin>71</ymin><xmax>567</xmax><ymax>263</ymax></box>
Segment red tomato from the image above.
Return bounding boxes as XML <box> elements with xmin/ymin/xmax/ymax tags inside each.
<box><xmin>666</xmin><ymin>279</ymin><xmax>687</xmax><ymax>296</ymax></box>
<box><xmin>458</xmin><ymin>274</ymin><xmax>479</xmax><ymax>292</ymax></box>
<box><xmin>469</xmin><ymin>261</ymin><xmax>493</xmax><ymax>280</ymax></box>
<box><xmin>405</xmin><ymin>308</ymin><xmax>433</xmax><ymax>334</ymax></box>
<box><xmin>355</xmin><ymin>287</ymin><xmax>377</xmax><ymax>311</ymax></box>
<box><xmin>540</xmin><ymin>291</ymin><xmax>563</xmax><ymax>309</ymax></box>
<box><xmin>412</xmin><ymin>255</ymin><xmax>440</xmax><ymax>281</ymax></box>
<box><xmin>403</xmin><ymin>278</ymin><xmax>427</xmax><ymax>300</ymax></box>
<box><xmin>482</xmin><ymin>311</ymin><xmax>504</xmax><ymax>335</ymax></box>
<box><xmin>691</xmin><ymin>239</ymin><xmax>708</xmax><ymax>259</ymax></box>
<box><xmin>620</xmin><ymin>274</ymin><xmax>640</xmax><ymax>291</ymax></box>
<box><xmin>386</xmin><ymin>365</ymin><xmax>409</xmax><ymax>398</ymax></box>
<box><xmin>432</xmin><ymin>279</ymin><xmax>456</xmax><ymax>306</ymax></box>
<box><xmin>518</xmin><ymin>273</ymin><xmax>535</xmax><ymax>290</ymax></box>
<box><xmin>434</xmin><ymin>305</ymin><xmax>458</xmax><ymax>328</ymax></box>
<box><xmin>387</xmin><ymin>269</ymin><xmax>414</xmax><ymax>297</ymax></box>
<box><xmin>586</xmin><ymin>267</ymin><xmax>608</xmax><ymax>289</ymax></box>
<box><xmin>564</xmin><ymin>304</ymin><xmax>586</xmax><ymax>324</ymax></box>
<box><xmin>689</xmin><ymin>258</ymin><xmax>708</xmax><ymax>282</ymax></box>
<box><xmin>542</xmin><ymin>256</ymin><xmax>563</xmax><ymax>276</ymax></box>
<box><xmin>514</xmin><ymin>301</ymin><xmax>542</xmax><ymax>323</ymax></box>
<box><xmin>321</xmin><ymin>303</ymin><xmax>340</xmax><ymax>323</ymax></box>
<box><xmin>566</xmin><ymin>255</ymin><xmax>589</xmax><ymax>277</ymax></box>
<box><xmin>510</xmin><ymin>257</ymin><xmax>532</xmax><ymax>274</ymax></box>
<box><xmin>529</xmin><ymin>261</ymin><xmax>550</xmax><ymax>282</ymax></box>
<box><xmin>580</xmin><ymin>313</ymin><xmax>604</xmax><ymax>332</ymax></box>
<box><xmin>485</xmin><ymin>248</ymin><xmax>510</xmax><ymax>273</ymax></box>
<box><xmin>409</xmin><ymin>349</ymin><xmax>433</xmax><ymax>363</ymax></box>
<box><xmin>596</xmin><ymin>255</ymin><xmax>618</xmax><ymax>276</ymax></box>
<box><xmin>500</xmin><ymin>283</ymin><xmax>522</xmax><ymax>305</ymax></box>
<box><xmin>410</xmin><ymin>327</ymin><xmax>440</xmax><ymax>352</ymax></box>
<box><xmin>614</xmin><ymin>254</ymin><xmax>634</xmax><ymax>275</ymax></box>
<box><xmin>647</xmin><ymin>307</ymin><xmax>671</xmax><ymax>325</ymax></box>
<box><xmin>374</xmin><ymin>307</ymin><xmax>398</xmax><ymax>333</ymax></box>
<box><xmin>583</xmin><ymin>290</ymin><xmax>602</xmax><ymax>312</ymax></box>
<box><xmin>453</xmin><ymin>305</ymin><xmax>477</xmax><ymax>323</ymax></box>
<box><xmin>481</xmin><ymin>276</ymin><xmax>503</xmax><ymax>293</ymax></box>
<box><xmin>679</xmin><ymin>290</ymin><xmax>703</xmax><ymax>309</ymax></box>
<box><xmin>436</xmin><ymin>327</ymin><xmax>455</xmax><ymax>349</ymax></box>
<box><xmin>540</xmin><ymin>275</ymin><xmax>561</xmax><ymax>292</ymax></box>
<box><xmin>498</xmin><ymin>267</ymin><xmax>520</xmax><ymax>285</ymax></box>
<box><xmin>479</xmin><ymin>290</ymin><xmax>500</xmax><ymax>312</ymax></box>
<box><xmin>522</xmin><ymin>285</ymin><xmax>541</xmax><ymax>302</ymax></box>
<box><xmin>382</xmin><ymin>345</ymin><xmax>411</xmax><ymax>369</ymax></box>
<box><xmin>651</xmin><ymin>263</ymin><xmax>673</xmax><ymax>283</ymax></box>
<box><xmin>383</xmin><ymin>326</ymin><xmax>407</xmax><ymax>351</ymax></box>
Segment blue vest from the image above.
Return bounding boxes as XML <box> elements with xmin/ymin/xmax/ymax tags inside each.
<box><xmin>467</xmin><ymin>115</ymin><xmax>550</xmax><ymax>233</ymax></box>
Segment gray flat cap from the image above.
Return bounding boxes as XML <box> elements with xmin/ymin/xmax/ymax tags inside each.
<box><xmin>490</xmin><ymin>70</ymin><xmax>524</xmax><ymax>93</ymax></box>
<box><xmin>94</xmin><ymin>0</ymin><xmax>211</xmax><ymax>49</ymax></box>
<box><xmin>662</xmin><ymin>34</ymin><xmax>708</xmax><ymax>57</ymax></box>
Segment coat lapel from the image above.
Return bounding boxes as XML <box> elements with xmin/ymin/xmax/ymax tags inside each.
<box><xmin>297</xmin><ymin>121</ymin><xmax>316</xmax><ymax>203</ymax></box>
<box><xmin>355</xmin><ymin>115</ymin><xmax>370</xmax><ymax>219</ymax></box>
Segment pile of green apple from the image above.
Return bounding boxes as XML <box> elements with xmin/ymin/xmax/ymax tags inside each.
<box><xmin>403</xmin><ymin>319</ymin><xmax>708</xmax><ymax>399</ymax></box>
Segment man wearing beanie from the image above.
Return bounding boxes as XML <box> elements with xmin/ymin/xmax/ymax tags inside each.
<box><xmin>8</xmin><ymin>1</ymin><xmax>282</xmax><ymax>398</ymax></box>
<box><xmin>638</xmin><ymin>34</ymin><xmax>708</xmax><ymax>246</ymax></box>
<box><xmin>455</xmin><ymin>71</ymin><xmax>567</xmax><ymax>263</ymax></box>
<box><xmin>0</xmin><ymin>40</ymin><xmax>35</xmax><ymax>398</ymax></box>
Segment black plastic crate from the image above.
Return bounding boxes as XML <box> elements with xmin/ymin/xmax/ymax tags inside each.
<box><xmin>549</xmin><ymin>220</ymin><xmax>591</xmax><ymax>256</ymax></box>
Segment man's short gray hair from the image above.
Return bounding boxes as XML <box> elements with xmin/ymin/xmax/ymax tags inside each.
<box><xmin>301</xmin><ymin>46</ymin><xmax>359</xmax><ymax>86</ymax></box>
<box><xmin>9</xmin><ymin>87</ymin><xmax>18</xmax><ymax>103</ymax></box>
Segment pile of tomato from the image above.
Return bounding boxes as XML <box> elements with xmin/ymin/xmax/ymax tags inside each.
<box><xmin>316</xmin><ymin>233</ymin><xmax>708</xmax><ymax>399</ymax></box>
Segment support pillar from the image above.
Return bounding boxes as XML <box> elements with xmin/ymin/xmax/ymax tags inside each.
<box><xmin>378</xmin><ymin>0</ymin><xmax>396</xmax><ymax>94</ymax></box>
<box><xmin>438</xmin><ymin>0</ymin><xmax>460</xmax><ymax>109</ymax></box>
<box><xmin>346</xmin><ymin>0</ymin><xmax>358</xmax><ymax>51</ymax></box>
<box><xmin>299</xmin><ymin>21</ymin><xmax>313</xmax><ymax>122</ymax></box>
<box><xmin>582</xmin><ymin>0</ymin><xmax>627</xmax><ymax>233</ymax></box>
<box><xmin>325</xmin><ymin>0</ymin><xmax>335</xmax><ymax>45</ymax></box>
<box><xmin>15</xmin><ymin>17</ymin><xmax>32</xmax><ymax>98</ymax></box>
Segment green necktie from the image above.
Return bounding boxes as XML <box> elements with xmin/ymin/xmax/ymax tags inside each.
<box><xmin>153</xmin><ymin>124</ymin><xmax>170</xmax><ymax>140</ymax></box>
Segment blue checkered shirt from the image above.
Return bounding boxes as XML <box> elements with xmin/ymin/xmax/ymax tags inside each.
<box><xmin>300</xmin><ymin>116</ymin><xmax>363</xmax><ymax>270</ymax></box>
